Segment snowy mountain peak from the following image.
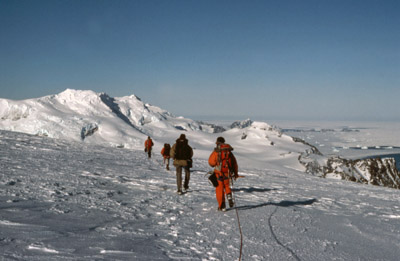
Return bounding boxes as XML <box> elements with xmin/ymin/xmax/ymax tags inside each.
<box><xmin>55</xmin><ymin>88</ymin><xmax>100</xmax><ymax>101</ymax></box>
<box><xmin>0</xmin><ymin>89</ymin><xmax>226</xmax><ymax>149</ymax></box>
<box><xmin>0</xmin><ymin>89</ymin><xmax>160</xmax><ymax>146</ymax></box>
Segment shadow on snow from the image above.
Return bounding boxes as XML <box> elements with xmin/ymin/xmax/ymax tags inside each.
<box><xmin>235</xmin><ymin>198</ymin><xmax>317</xmax><ymax>211</ymax></box>
<box><xmin>232</xmin><ymin>187</ymin><xmax>278</xmax><ymax>193</ymax></box>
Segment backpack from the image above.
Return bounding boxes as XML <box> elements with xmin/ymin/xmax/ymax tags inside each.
<box><xmin>175</xmin><ymin>140</ymin><xmax>191</xmax><ymax>160</ymax></box>
<box><xmin>163</xmin><ymin>144</ymin><xmax>171</xmax><ymax>156</ymax></box>
<box><xmin>217</xmin><ymin>144</ymin><xmax>235</xmax><ymax>174</ymax></box>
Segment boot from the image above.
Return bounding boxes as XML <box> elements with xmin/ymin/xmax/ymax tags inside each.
<box><xmin>218</xmin><ymin>201</ymin><xmax>226</xmax><ymax>211</ymax></box>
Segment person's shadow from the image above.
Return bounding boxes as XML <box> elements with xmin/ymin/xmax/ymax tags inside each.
<box><xmin>234</xmin><ymin>198</ymin><xmax>317</xmax><ymax>211</ymax></box>
<box><xmin>232</xmin><ymin>187</ymin><xmax>277</xmax><ymax>193</ymax></box>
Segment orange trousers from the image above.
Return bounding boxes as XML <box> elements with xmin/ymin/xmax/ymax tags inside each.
<box><xmin>215</xmin><ymin>172</ymin><xmax>231</xmax><ymax>208</ymax></box>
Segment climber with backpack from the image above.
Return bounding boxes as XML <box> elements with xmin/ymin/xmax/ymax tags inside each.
<box><xmin>170</xmin><ymin>134</ymin><xmax>193</xmax><ymax>194</ymax></box>
<box><xmin>208</xmin><ymin>137</ymin><xmax>238</xmax><ymax>211</ymax></box>
<box><xmin>161</xmin><ymin>143</ymin><xmax>171</xmax><ymax>170</ymax></box>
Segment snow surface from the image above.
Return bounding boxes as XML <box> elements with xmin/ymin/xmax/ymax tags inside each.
<box><xmin>1</xmin><ymin>131</ymin><xmax>400</xmax><ymax>260</ymax></box>
<box><xmin>1</xmin><ymin>90</ymin><xmax>400</xmax><ymax>260</ymax></box>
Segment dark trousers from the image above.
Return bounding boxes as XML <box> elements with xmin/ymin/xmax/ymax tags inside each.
<box><xmin>163</xmin><ymin>158</ymin><xmax>170</xmax><ymax>167</ymax></box>
<box><xmin>176</xmin><ymin>166</ymin><xmax>190</xmax><ymax>191</ymax></box>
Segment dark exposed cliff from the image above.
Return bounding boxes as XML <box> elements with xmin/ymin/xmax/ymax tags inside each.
<box><xmin>295</xmin><ymin>137</ymin><xmax>400</xmax><ymax>189</ymax></box>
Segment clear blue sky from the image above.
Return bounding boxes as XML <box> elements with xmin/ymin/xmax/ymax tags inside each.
<box><xmin>1</xmin><ymin>0</ymin><xmax>399</xmax><ymax>121</ymax></box>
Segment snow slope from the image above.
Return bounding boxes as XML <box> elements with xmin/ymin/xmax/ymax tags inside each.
<box><xmin>1</xmin><ymin>130</ymin><xmax>400</xmax><ymax>260</ymax></box>
<box><xmin>0</xmin><ymin>89</ymin><xmax>309</xmax><ymax>172</ymax></box>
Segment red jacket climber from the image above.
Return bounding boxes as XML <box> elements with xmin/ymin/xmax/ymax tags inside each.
<box><xmin>144</xmin><ymin>136</ymin><xmax>154</xmax><ymax>158</ymax></box>
<box><xmin>208</xmin><ymin>136</ymin><xmax>238</xmax><ymax>211</ymax></box>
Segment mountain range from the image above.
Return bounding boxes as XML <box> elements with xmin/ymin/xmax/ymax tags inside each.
<box><xmin>1</xmin><ymin>89</ymin><xmax>399</xmax><ymax>189</ymax></box>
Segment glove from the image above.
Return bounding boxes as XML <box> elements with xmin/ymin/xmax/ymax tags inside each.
<box><xmin>229</xmin><ymin>172</ymin><xmax>238</xmax><ymax>180</ymax></box>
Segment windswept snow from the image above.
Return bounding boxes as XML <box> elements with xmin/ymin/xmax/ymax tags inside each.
<box><xmin>1</xmin><ymin>130</ymin><xmax>400</xmax><ymax>260</ymax></box>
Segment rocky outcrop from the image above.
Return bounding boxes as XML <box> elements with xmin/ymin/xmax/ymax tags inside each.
<box><xmin>326</xmin><ymin>157</ymin><xmax>400</xmax><ymax>189</ymax></box>
<box><xmin>230</xmin><ymin>119</ymin><xmax>253</xmax><ymax>129</ymax></box>
<box><xmin>196</xmin><ymin>121</ymin><xmax>226</xmax><ymax>133</ymax></box>
<box><xmin>298</xmin><ymin>145</ymin><xmax>400</xmax><ymax>189</ymax></box>
<box><xmin>292</xmin><ymin>137</ymin><xmax>323</xmax><ymax>156</ymax></box>
<box><xmin>81</xmin><ymin>123</ymin><xmax>99</xmax><ymax>140</ymax></box>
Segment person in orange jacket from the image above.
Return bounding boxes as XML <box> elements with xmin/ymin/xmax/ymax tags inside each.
<box><xmin>208</xmin><ymin>137</ymin><xmax>238</xmax><ymax>211</ymax></box>
<box><xmin>144</xmin><ymin>136</ymin><xmax>154</xmax><ymax>158</ymax></box>
<box><xmin>161</xmin><ymin>143</ymin><xmax>171</xmax><ymax>170</ymax></box>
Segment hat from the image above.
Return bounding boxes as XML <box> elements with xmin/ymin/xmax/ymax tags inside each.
<box><xmin>216</xmin><ymin>137</ymin><xmax>225</xmax><ymax>144</ymax></box>
<box><xmin>179</xmin><ymin>134</ymin><xmax>186</xmax><ymax>140</ymax></box>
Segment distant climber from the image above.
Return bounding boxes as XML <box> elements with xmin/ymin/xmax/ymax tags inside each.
<box><xmin>144</xmin><ymin>136</ymin><xmax>154</xmax><ymax>158</ymax></box>
<box><xmin>208</xmin><ymin>137</ymin><xmax>238</xmax><ymax>211</ymax></box>
<box><xmin>161</xmin><ymin>143</ymin><xmax>171</xmax><ymax>170</ymax></box>
<box><xmin>170</xmin><ymin>134</ymin><xmax>193</xmax><ymax>194</ymax></box>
